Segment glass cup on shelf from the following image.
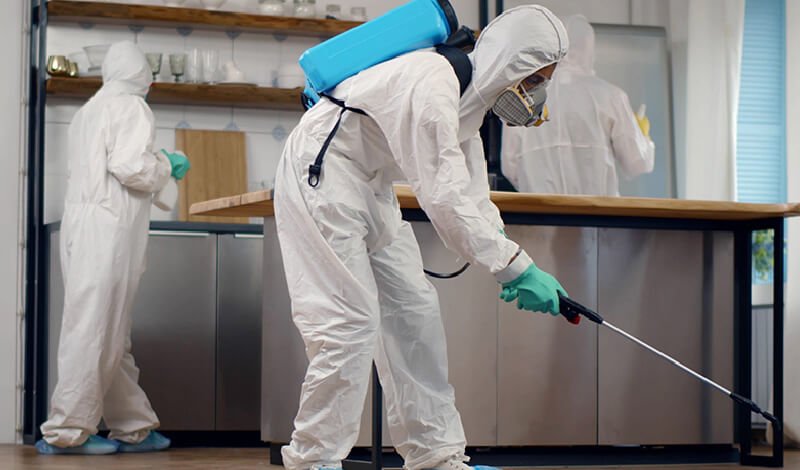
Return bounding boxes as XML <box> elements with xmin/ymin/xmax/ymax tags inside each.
<box><xmin>202</xmin><ymin>49</ymin><xmax>219</xmax><ymax>84</ymax></box>
<box><xmin>187</xmin><ymin>48</ymin><xmax>203</xmax><ymax>83</ymax></box>
<box><xmin>293</xmin><ymin>0</ymin><xmax>316</xmax><ymax>18</ymax></box>
<box><xmin>259</xmin><ymin>0</ymin><xmax>286</xmax><ymax>16</ymax></box>
<box><xmin>169</xmin><ymin>53</ymin><xmax>187</xmax><ymax>83</ymax></box>
<box><xmin>145</xmin><ymin>53</ymin><xmax>163</xmax><ymax>82</ymax></box>
<box><xmin>349</xmin><ymin>6</ymin><xmax>366</xmax><ymax>21</ymax></box>
<box><xmin>325</xmin><ymin>3</ymin><xmax>341</xmax><ymax>19</ymax></box>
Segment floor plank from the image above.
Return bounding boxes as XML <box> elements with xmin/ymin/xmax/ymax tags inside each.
<box><xmin>1</xmin><ymin>445</ymin><xmax>798</xmax><ymax>469</ymax></box>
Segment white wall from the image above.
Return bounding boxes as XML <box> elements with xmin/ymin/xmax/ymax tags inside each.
<box><xmin>0</xmin><ymin>0</ymin><xmax>24</xmax><ymax>445</ymax></box>
<box><xmin>667</xmin><ymin>0</ymin><xmax>689</xmax><ymax>198</ymax></box>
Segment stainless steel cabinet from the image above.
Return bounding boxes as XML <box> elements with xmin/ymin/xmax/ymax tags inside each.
<box><xmin>217</xmin><ymin>234</ymin><xmax>264</xmax><ymax>430</ymax></box>
<box><xmin>47</xmin><ymin>227</ymin><xmax>263</xmax><ymax>432</ymax></box>
<box><xmin>596</xmin><ymin>229</ymin><xmax>734</xmax><ymax>445</ymax></box>
<box><xmin>260</xmin><ymin>221</ymin><xmax>737</xmax><ymax>447</ymax></box>
<box><xmin>412</xmin><ymin>222</ymin><xmax>500</xmax><ymax>446</ymax></box>
<box><xmin>497</xmin><ymin>226</ymin><xmax>599</xmax><ymax>445</ymax></box>
<box><xmin>132</xmin><ymin>231</ymin><xmax>217</xmax><ymax>430</ymax></box>
<box><xmin>261</xmin><ymin>218</ymin><xmax>305</xmax><ymax>443</ymax></box>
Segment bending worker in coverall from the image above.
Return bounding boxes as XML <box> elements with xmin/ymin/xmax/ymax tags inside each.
<box><xmin>502</xmin><ymin>15</ymin><xmax>655</xmax><ymax>196</ymax></box>
<box><xmin>37</xmin><ymin>41</ymin><xmax>190</xmax><ymax>455</ymax></box>
<box><xmin>274</xmin><ymin>6</ymin><xmax>568</xmax><ymax>470</ymax></box>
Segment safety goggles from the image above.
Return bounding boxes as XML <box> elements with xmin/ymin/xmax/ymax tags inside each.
<box><xmin>520</xmin><ymin>73</ymin><xmax>550</xmax><ymax>93</ymax></box>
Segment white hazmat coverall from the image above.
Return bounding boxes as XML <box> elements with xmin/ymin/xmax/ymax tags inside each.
<box><xmin>41</xmin><ymin>41</ymin><xmax>172</xmax><ymax>447</ymax></box>
<box><xmin>274</xmin><ymin>6</ymin><xmax>567</xmax><ymax>470</ymax></box>
<box><xmin>501</xmin><ymin>15</ymin><xmax>654</xmax><ymax>196</ymax></box>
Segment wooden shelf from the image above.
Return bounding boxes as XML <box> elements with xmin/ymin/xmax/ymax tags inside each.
<box><xmin>47</xmin><ymin>0</ymin><xmax>362</xmax><ymax>37</ymax></box>
<box><xmin>47</xmin><ymin>77</ymin><xmax>305</xmax><ymax>111</ymax></box>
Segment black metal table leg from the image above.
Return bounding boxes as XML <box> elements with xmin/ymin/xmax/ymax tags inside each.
<box><xmin>344</xmin><ymin>364</ymin><xmax>382</xmax><ymax>470</ymax></box>
<box><xmin>734</xmin><ymin>225</ymin><xmax>754</xmax><ymax>462</ymax></box>
<box><xmin>738</xmin><ymin>219</ymin><xmax>784</xmax><ymax>468</ymax></box>
<box><xmin>742</xmin><ymin>219</ymin><xmax>785</xmax><ymax>467</ymax></box>
<box><xmin>772</xmin><ymin>219</ymin><xmax>785</xmax><ymax>467</ymax></box>
<box><xmin>371</xmin><ymin>365</ymin><xmax>383</xmax><ymax>470</ymax></box>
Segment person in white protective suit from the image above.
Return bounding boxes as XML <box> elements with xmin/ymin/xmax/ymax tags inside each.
<box><xmin>501</xmin><ymin>15</ymin><xmax>655</xmax><ymax>196</ymax></box>
<box><xmin>37</xmin><ymin>41</ymin><xmax>190</xmax><ymax>456</ymax></box>
<box><xmin>274</xmin><ymin>6</ymin><xmax>568</xmax><ymax>470</ymax></box>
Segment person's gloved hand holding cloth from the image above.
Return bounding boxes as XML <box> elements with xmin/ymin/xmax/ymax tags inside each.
<box><xmin>161</xmin><ymin>149</ymin><xmax>190</xmax><ymax>180</ymax></box>
<box><xmin>635</xmin><ymin>104</ymin><xmax>651</xmax><ymax>138</ymax></box>
<box><xmin>497</xmin><ymin>249</ymin><xmax>567</xmax><ymax>316</ymax></box>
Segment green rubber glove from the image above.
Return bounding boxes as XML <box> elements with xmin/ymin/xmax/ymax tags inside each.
<box><xmin>161</xmin><ymin>149</ymin><xmax>191</xmax><ymax>180</ymax></box>
<box><xmin>499</xmin><ymin>263</ymin><xmax>567</xmax><ymax>316</ymax></box>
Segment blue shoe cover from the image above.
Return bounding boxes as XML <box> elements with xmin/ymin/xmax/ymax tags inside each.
<box><xmin>473</xmin><ymin>466</ymin><xmax>501</xmax><ymax>470</ymax></box>
<box><xmin>35</xmin><ymin>435</ymin><xmax>119</xmax><ymax>455</ymax></box>
<box><xmin>116</xmin><ymin>431</ymin><xmax>171</xmax><ymax>453</ymax></box>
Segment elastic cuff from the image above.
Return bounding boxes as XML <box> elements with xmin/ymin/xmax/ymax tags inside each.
<box><xmin>108</xmin><ymin>427</ymin><xmax>156</xmax><ymax>444</ymax></box>
<box><xmin>495</xmin><ymin>250</ymin><xmax>532</xmax><ymax>284</ymax></box>
<box><xmin>404</xmin><ymin>448</ymin><xmax>469</xmax><ymax>470</ymax></box>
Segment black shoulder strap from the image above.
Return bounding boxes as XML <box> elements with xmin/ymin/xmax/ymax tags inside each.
<box><xmin>307</xmin><ymin>49</ymin><xmax>473</xmax><ymax>188</ymax></box>
<box><xmin>307</xmin><ymin>93</ymin><xmax>367</xmax><ymax>187</ymax></box>
<box><xmin>435</xmin><ymin>45</ymin><xmax>473</xmax><ymax>96</ymax></box>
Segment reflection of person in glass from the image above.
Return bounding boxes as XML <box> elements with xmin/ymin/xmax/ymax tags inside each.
<box><xmin>502</xmin><ymin>15</ymin><xmax>655</xmax><ymax>196</ymax></box>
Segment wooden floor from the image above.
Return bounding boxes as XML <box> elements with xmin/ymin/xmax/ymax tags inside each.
<box><xmin>2</xmin><ymin>446</ymin><xmax>799</xmax><ymax>470</ymax></box>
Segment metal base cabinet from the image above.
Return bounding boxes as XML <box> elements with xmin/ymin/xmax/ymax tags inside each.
<box><xmin>47</xmin><ymin>228</ymin><xmax>263</xmax><ymax>432</ymax></box>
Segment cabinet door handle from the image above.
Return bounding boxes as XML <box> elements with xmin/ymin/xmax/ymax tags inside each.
<box><xmin>149</xmin><ymin>230</ymin><xmax>211</xmax><ymax>238</ymax></box>
<box><xmin>234</xmin><ymin>234</ymin><xmax>264</xmax><ymax>239</ymax></box>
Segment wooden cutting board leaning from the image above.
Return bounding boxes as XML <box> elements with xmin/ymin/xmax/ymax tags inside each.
<box><xmin>176</xmin><ymin>128</ymin><xmax>248</xmax><ymax>224</ymax></box>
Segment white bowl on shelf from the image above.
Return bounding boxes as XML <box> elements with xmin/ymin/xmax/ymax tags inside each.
<box><xmin>200</xmin><ymin>0</ymin><xmax>226</xmax><ymax>9</ymax></box>
<box><xmin>163</xmin><ymin>0</ymin><xmax>188</xmax><ymax>6</ymax></box>
<box><xmin>83</xmin><ymin>44</ymin><xmax>111</xmax><ymax>69</ymax></box>
<box><xmin>259</xmin><ymin>3</ymin><xmax>285</xmax><ymax>15</ymax></box>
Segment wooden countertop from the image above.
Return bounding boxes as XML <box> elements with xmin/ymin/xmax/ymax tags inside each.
<box><xmin>190</xmin><ymin>185</ymin><xmax>800</xmax><ymax>221</ymax></box>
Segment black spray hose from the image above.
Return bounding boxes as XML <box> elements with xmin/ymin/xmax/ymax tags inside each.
<box><xmin>424</xmin><ymin>263</ymin><xmax>470</xmax><ymax>279</ymax></box>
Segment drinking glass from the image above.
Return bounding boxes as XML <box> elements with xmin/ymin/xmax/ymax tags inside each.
<box><xmin>169</xmin><ymin>53</ymin><xmax>187</xmax><ymax>83</ymax></box>
<box><xmin>202</xmin><ymin>50</ymin><xmax>219</xmax><ymax>84</ymax></box>
<box><xmin>187</xmin><ymin>48</ymin><xmax>203</xmax><ymax>83</ymax></box>
<box><xmin>145</xmin><ymin>53</ymin><xmax>163</xmax><ymax>81</ymax></box>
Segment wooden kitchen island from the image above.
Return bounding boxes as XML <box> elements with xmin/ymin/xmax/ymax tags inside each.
<box><xmin>193</xmin><ymin>187</ymin><xmax>800</xmax><ymax>468</ymax></box>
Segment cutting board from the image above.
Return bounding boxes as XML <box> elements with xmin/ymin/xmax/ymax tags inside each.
<box><xmin>177</xmin><ymin>129</ymin><xmax>249</xmax><ymax>224</ymax></box>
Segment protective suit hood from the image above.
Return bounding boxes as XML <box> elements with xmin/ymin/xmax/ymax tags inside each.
<box><xmin>459</xmin><ymin>5</ymin><xmax>569</xmax><ymax>140</ymax></box>
<box><xmin>101</xmin><ymin>41</ymin><xmax>152</xmax><ymax>98</ymax></box>
<box><xmin>561</xmin><ymin>15</ymin><xmax>595</xmax><ymax>75</ymax></box>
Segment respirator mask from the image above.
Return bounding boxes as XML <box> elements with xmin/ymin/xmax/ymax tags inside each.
<box><xmin>492</xmin><ymin>74</ymin><xmax>550</xmax><ymax>127</ymax></box>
